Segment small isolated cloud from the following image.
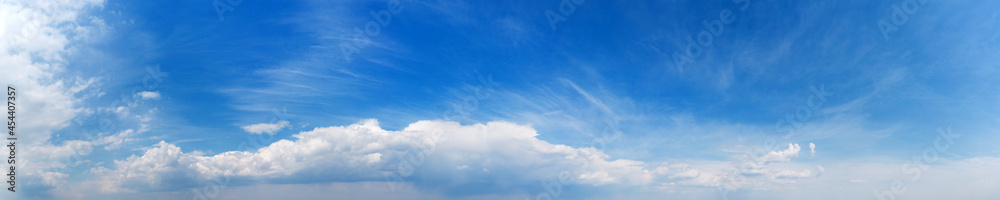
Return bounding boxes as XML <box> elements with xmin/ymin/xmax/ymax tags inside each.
<box><xmin>137</xmin><ymin>91</ymin><xmax>161</xmax><ymax>99</ymax></box>
<box><xmin>809</xmin><ymin>143</ymin><xmax>816</xmax><ymax>157</ymax></box>
<box><xmin>241</xmin><ymin>121</ymin><xmax>289</xmax><ymax>134</ymax></box>
<box><xmin>760</xmin><ymin>143</ymin><xmax>801</xmax><ymax>163</ymax></box>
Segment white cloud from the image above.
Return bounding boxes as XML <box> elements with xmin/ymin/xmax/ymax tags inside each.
<box><xmin>93</xmin><ymin>119</ymin><xmax>660</xmax><ymax>193</ymax></box>
<box><xmin>241</xmin><ymin>120</ymin><xmax>290</xmax><ymax>135</ymax></box>
<box><xmin>136</xmin><ymin>91</ymin><xmax>160</xmax><ymax>99</ymax></box>
<box><xmin>809</xmin><ymin>143</ymin><xmax>815</xmax><ymax>157</ymax></box>
<box><xmin>91</xmin><ymin>119</ymin><xmax>826</xmax><ymax>194</ymax></box>
<box><xmin>91</xmin><ymin>141</ymin><xmax>189</xmax><ymax>193</ymax></box>
<box><xmin>40</xmin><ymin>171</ymin><xmax>69</xmax><ymax>188</ymax></box>
<box><xmin>99</xmin><ymin>129</ymin><xmax>138</xmax><ymax>150</ymax></box>
<box><xmin>710</xmin><ymin>143</ymin><xmax>820</xmax><ymax>191</ymax></box>
<box><xmin>364</xmin><ymin>153</ymin><xmax>381</xmax><ymax>164</ymax></box>
<box><xmin>669</xmin><ymin>169</ymin><xmax>700</xmax><ymax>179</ymax></box>
<box><xmin>759</xmin><ymin>143</ymin><xmax>801</xmax><ymax>163</ymax></box>
<box><xmin>0</xmin><ymin>0</ymin><xmax>105</xmax><ymax>142</ymax></box>
<box><xmin>0</xmin><ymin>0</ymin><xmax>108</xmax><ymax>190</ymax></box>
<box><xmin>773</xmin><ymin>170</ymin><xmax>812</xmax><ymax>179</ymax></box>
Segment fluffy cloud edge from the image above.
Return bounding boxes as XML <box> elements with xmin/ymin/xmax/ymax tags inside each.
<box><xmin>91</xmin><ymin>119</ymin><xmax>820</xmax><ymax>194</ymax></box>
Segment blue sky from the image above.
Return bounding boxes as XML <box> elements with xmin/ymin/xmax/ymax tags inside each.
<box><xmin>2</xmin><ymin>0</ymin><xmax>1000</xmax><ymax>199</ymax></box>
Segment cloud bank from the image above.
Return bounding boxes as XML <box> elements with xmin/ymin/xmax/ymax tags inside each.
<box><xmin>92</xmin><ymin>119</ymin><xmax>817</xmax><ymax>195</ymax></box>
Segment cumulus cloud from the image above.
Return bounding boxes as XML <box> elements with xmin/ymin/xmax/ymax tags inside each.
<box><xmin>136</xmin><ymin>91</ymin><xmax>160</xmax><ymax>99</ymax></box>
<box><xmin>93</xmin><ymin>120</ymin><xmax>660</xmax><ymax>193</ymax></box>
<box><xmin>713</xmin><ymin>143</ymin><xmax>818</xmax><ymax>191</ymax></box>
<box><xmin>760</xmin><ymin>143</ymin><xmax>802</xmax><ymax>163</ymax></box>
<box><xmin>91</xmin><ymin>141</ymin><xmax>193</xmax><ymax>193</ymax></box>
<box><xmin>241</xmin><ymin>121</ymin><xmax>290</xmax><ymax>135</ymax></box>
<box><xmin>0</xmin><ymin>0</ymin><xmax>109</xmax><ymax>190</ymax></box>
<box><xmin>0</xmin><ymin>0</ymin><xmax>106</xmax><ymax>145</ymax></box>
<box><xmin>91</xmin><ymin>119</ymin><xmax>825</xmax><ymax>195</ymax></box>
<box><xmin>809</xmin><ymin>143</ymin><xmax>816</xmax><ymax>157</ymax></box>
